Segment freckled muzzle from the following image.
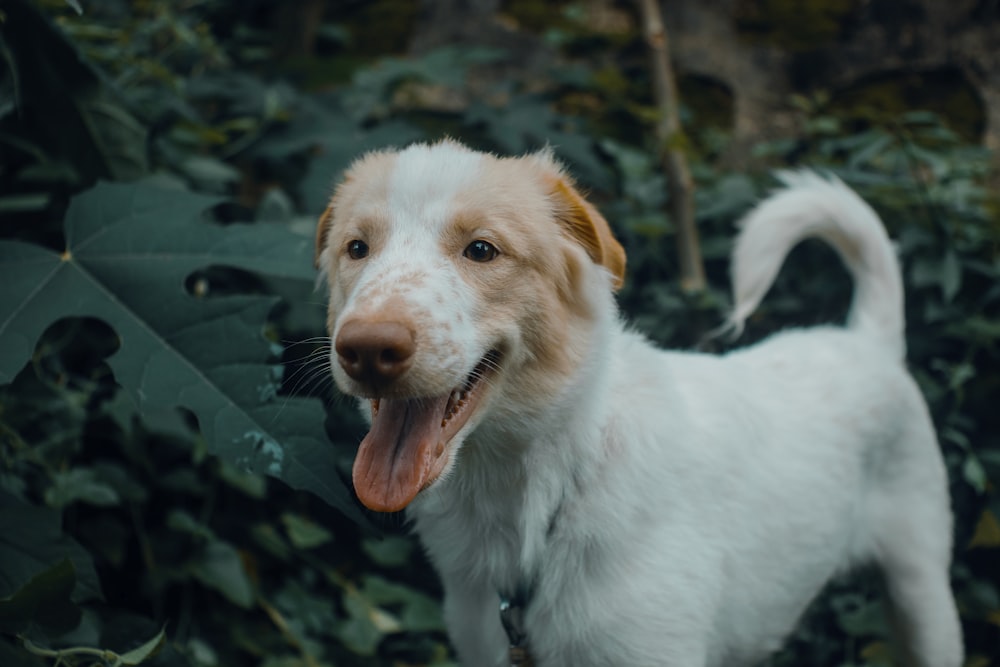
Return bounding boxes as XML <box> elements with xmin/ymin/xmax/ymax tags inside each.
<box><xmin>349</xmin><ymin>348</ymin><xmax>503</xmax><ymax>512</ymax></box>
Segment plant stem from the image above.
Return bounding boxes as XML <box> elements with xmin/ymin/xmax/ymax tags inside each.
<box><xmin>21</xmin><ymin>636</ymin><xmax>120</xmax><ymax>664</ymax></box>
<box><xmin>637</xmin><ymin>0</ymin><xmax>706</xmax><ymax>293</ymax></box>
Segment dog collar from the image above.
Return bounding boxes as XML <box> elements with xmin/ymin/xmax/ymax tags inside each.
<box><xmin>499</xmin><ymin>593</ymin><xmax>534</xmax><ymax>666</ymax></box>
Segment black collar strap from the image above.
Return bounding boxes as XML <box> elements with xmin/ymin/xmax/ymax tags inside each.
<box><xmin>497</xmin><ymin>499</ymin><xmax>563</xmax><ymax>666</ymax></box>
<box><xmin>499</xmin><ymin>593</ymin><xmax>534</xmax><ymax>666</ymax></box>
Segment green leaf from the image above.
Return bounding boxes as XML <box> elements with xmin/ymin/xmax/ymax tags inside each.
<box><xmin>118</xmin><ymin>626</ymin><xmax>167</xmax><ymax>665</ymax></box>
<box><xmin>831</xmin><ymin>592</ymin><xmax>886</xmax><ymax>637</ymax></box>
<box><xmin>217</xmin><ymin>460</ymin><xmax>268</xmax><ymax>499</ymax></box>
<box><xmin>0</xmin><ymin>491</ymin><xmax>102</xmax><ymax>604</ymax></box>
<box><xmin>300</xmin><ymin>120</ymin><xmax>423</xmax><ymax>213</ymax></box>
<box><xmin>0</xmin><ymin>182</ymin><xmax>360</xmax><ymax>522</ymax></box>
<box><xmin>177</xmin><ymin>156</ymin><xmax>242</xmax><ymax>194</ymax></box>
<box><xmin>940</xmin><ymin>249</ymin><xmax>962</xmax><ymax>302</ymax></box>
<box><xmin>0</xmin><ymin>193</ymin><xmax>52</xmax><ymax>213</ymax></box>
<box><xmin>963</xmin><ymin>455</ymin><xmax>988</xmax><ymax>493</ymax></box>
<box><xmin>361</xmin><ymin>575</ymin><xmax>444</xmax><ymax>633</ymax></box>
<box><xmin>361</xmin><ymin>536</ymin><xmax>414</xmax><ymax>568</ymax></box>
<box><xmin>0</xmin><ymin>559</ymin><xmax>79</xmax><ymax>635</ymax></box>
<box><xmin>190</xmin><ymin>540</ymin><xmax>254</xmax><ymax>609</ymax></box>
<box><xmin>167</xmin><ymin>510</ymin><xmax>216</xmax><ymax>542</ymax></box>
<box><xmin>272</xmin><ymin>580</ymin><xmax>337</xmax><ymax>636</ymax></box>
<box><xmin>250</xmin><ymin>523</ymin><xmax>292</xmax><ymax>562</ymax></box>
<box><xmin>696</xmin><ymin>173</ymin><xmax>757</xmax><ymax>222</ymax></box>
<box><xmin>950</xmin><ymin>315</ymin><xmax>1000</xmax><ymax>343</ymax></box>
<box><xmin>846</xmin><ymin>133</ymin><xmax>894</xmax><ymax>169</ymax></box>
<box><xmin>336</xmin><ymin>587</ymin><xmax>388</xmax><ymax>656</ymax></box>
<box><xmin>44</xmin><ymin>467</ymin><xmax>121</xmax><ymax>510</ymax></box>
<box><xmin>0</xmin><ymin>0</ymin><xmax>146</xmax><ymax>182</ymax></box>
<box><xmin>0</xmin><ymin>636</ymin><xmax>43</xmax><ymax>667</ymax></box>
<box><xmin>280</xmin><ymin>513</ymin><xmax>333</xmax><ymax>550</ymax></box>
<box><xmin>910</xmin><ymin>251</ymin><xmax>964</xmax><ymax>301</ymax></box>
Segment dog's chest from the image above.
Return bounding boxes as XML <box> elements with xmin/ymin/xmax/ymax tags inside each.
<box><xmin>411</xmin><ymin>480</ymin><xmax>634</xmax><ymax>664</ymax></box>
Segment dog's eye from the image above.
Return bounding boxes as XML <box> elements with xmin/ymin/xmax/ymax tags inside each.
<box><xmin>346</xmin><ymin>240</ymin><xmax>369</xmax><ymax>260</ymax></box>
<box><xmin>464</xmin><ymin>240</ymin><xmax>498</xmax><ymax>263</ymax></box>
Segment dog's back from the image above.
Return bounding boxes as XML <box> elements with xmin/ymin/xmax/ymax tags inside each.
<box><xmin>711</xmin><ymin>173</ymin><xmax>963</xmax><ymax>666</ymax></box>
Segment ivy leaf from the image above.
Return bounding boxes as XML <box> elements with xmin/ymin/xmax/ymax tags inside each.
<box><xmin>118</xmin><ymin>626</ymin><xmax>167</xmax><ymax>665</ymax></box>
<box><xmin>281</xmin><ymin>513</ymin><xmax>333</xmax><ymax>550</ymax></box>
<box><xmin>44</xmin><ymin>467</ymin><xmax>121</xmax><ymax>510</ymax></box>
<box><xmin>969</xmin><ymin>509</ymin><xmax>1000</xmax><ymax>549</ymax></box>
<box><xmin>361</xmin><ymin>535</ymin><xmax>414</xmax><ymax>568</ymax></box>
<box><xmin>362</xmin><ymin>575</ymin><xmax>445</xmax><ymax>633</ymax></box>
<box><xmin>0</xmin><ymin>0</ymin><xmax>146</xmax><ymax>183</ymax></box>
<box><xmin>0</xmin><ymin>559</ymin><xmax>79</xmax><ymax>635</ymax></box>
<box><xmin>831</xmin><ymin>592</ymin><xmax>886</xmax><ymax>637</ymax></box>
<box><xmin>300</xmin><ymin>119</ymin><xmax>423</xmax><ymax>213</ymax></box>
<box><xmin>190</xmin><ymin>541</ymin><xmax>254</xmax><ymax>609</ymax></box>
<box><xmin>336</xmin><ymin>586</ymin><xmax>392</xmax><ymax>655</ymax></box>
<box><xmin>0</xmin><ymin>491</ymin><xmax>102</xmax><ymax>604</ymax></box>
<box><xmin>940</xmin><ymin>249</ymin><xmax>962</xmax><ymax>302</ymax></box>
<box><xmin>0</xmin><ymin>182</ymin><xmax>360</xmax><ymax>522</ymax></box>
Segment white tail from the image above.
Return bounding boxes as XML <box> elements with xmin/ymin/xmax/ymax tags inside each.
<box><xmin>725</xmin><ymin>171</ymin><xmax>905</xmax><ymax>360</ymax></box>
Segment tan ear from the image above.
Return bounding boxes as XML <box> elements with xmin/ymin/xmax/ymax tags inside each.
<box><xmin>314</xmin><ymin>204</ymin><xmax>334</xmax><ymax>268</ymax></box>
<box><xmin>548</xmin><ymin>176</ymin><xmax>627</xmax><ymax>290</ymax></box>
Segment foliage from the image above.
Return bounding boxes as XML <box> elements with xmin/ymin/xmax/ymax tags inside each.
<box><xmin>0</xmin><ymin>0</ymin><xmax>998</xmax><ymax>666</ymax></box>
<box><xmin>0</xmin><ymin>181</ymin><xmax>357</xmax><ymax>519</ymax></box>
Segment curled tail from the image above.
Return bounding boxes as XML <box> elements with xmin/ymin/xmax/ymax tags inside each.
<box><xmin>725</xmin><ymin>171</ymin><xmax>905</xmax><ymax>360</ymax></box>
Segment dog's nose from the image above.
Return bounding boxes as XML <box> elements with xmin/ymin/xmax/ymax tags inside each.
<box><xmin>335</xmin><ymin>320</ymin><xmax>416</xmax><ymax>384</ymax></box>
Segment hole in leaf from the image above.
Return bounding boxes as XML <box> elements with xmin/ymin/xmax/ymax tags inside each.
<box><xmin>185</xmin><ymin>266</ymin><xmax>268</xmax><ymax>298</ymax></box>
<box><xmin>34</xmin><ymin>317</ymin><xmax>120</xmax><ymax>389</ymax></box>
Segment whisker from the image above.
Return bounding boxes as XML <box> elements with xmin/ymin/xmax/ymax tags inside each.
<box><xmin>283</xmin><ymin>357</ymin><xmax>334</xmax><ymax>398</ymax></box>
<box><xmin>282</xmin><ymin>336</ymin><xmax>333</xmax><ymax>350</ymax></box>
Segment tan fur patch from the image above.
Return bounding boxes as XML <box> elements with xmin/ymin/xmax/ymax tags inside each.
<box><xmin>546</xmin><ymin>176</ymin><xmax>627</xmax><ymax>290</ymax></box>
<box><xmin>434</xmin><ymin>153</ymin><xmax>614</xmax><ymax>405</ymax></box>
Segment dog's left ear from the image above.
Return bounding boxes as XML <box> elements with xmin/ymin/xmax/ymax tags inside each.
<box><xmin>314</xmin><ymin>204</ymin><xmax>334</xmax><ymax>269</ymax></box>
<box><xmin>316</xmin><ymin>174</ymin><xmax>351</xmax><ymax>269</ymax></box>
<box><xmin>546</xmin><ymin>174</ymin><xmax>627</xmax><ymax>291</ymax></box>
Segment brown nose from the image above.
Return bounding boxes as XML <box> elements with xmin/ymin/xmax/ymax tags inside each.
<box><xmin>335</xmin><ymin>320</ymin><xmax>416</xmax><ymax>384</ymax></box>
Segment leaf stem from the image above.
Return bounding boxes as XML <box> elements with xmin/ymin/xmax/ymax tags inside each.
<box><xmin>21</xmin><ymin>636</ymin><xmax>121</xmax><ymax>665</ymax></box>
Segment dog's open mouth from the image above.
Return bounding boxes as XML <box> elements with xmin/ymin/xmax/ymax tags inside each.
<box><xmin>352</xmin><ymin>350</ymin><xmax>502</xmax><ymax>512</ymax></box>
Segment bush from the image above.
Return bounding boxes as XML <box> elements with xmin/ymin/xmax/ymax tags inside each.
<box><xmin>1</xmin><ymin>1</ymin><xmax>997</xmax><ymax>665</ymax></box>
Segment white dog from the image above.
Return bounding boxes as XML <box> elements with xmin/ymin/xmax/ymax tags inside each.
<box><xmin>315</xmin><ymin>140</ymin><xmax>963</xmax><ymax>667</ymax></box>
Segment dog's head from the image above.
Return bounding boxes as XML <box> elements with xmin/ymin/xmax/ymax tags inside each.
<box><xmin>315</xmin><ymin>140</ymin><xmax>626</xmax><ymax>512</ymax></box>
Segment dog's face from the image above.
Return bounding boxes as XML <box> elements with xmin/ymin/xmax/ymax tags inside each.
<box><xmin>315</xmin><ymin>140</ymin><xmax>625</xmax><ymax>512</ymax></box>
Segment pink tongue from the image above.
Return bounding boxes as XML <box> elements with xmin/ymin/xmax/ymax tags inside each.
<box><xmin>352</xmin><ymin>396</ymin><xmax>450</xmax><ymax>512</ymax></box>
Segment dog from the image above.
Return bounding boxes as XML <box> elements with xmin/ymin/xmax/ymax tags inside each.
<box><xmin>314</xmin><ymin>140</ymin><xmax>963</xmax><ymax>667</ymax></box>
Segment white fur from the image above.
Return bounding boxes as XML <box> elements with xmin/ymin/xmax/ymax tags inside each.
<box><xmin>320</xmin><ymin>144</ymin><xmax>963</xmax><ymax>667</ymax></box>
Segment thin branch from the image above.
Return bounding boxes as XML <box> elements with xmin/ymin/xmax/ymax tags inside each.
<box><xmin>637</xmin><ymin>0</ymin><xmax>706</xmax><ymax>293</ymax></box>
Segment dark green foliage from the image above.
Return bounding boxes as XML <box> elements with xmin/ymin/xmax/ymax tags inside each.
<box><xmin>0</xmin><ymin>1</ymin><xmax>997</xmax><ymax>665</ymax></box>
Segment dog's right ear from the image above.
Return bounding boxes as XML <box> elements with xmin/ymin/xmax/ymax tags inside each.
<box><xmin>314</xmin><ymin>204</ymin><xmax>334</xmax><ymax>269</ymax></box>
<box><xmin>547</xmin><ymin>175</ymin><xmax>627</xmax><ymax>291</ymax></box>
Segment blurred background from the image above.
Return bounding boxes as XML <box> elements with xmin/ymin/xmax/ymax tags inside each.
<box><xmin>0</xmin><ymin>1</ymin><xmax>998</xmax><ymax>665</ymax></box>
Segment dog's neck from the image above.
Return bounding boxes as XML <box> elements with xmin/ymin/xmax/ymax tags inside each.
<box><xmin>408</xmin><ymin>299</ymin><xmax>621</xmax><ymax>599</ymax></box>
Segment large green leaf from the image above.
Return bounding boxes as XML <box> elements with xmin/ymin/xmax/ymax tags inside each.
<box><xmin>0</xmin><ymin>182</ymin><xmax>360</xmax><ymax>521</ymax></box>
